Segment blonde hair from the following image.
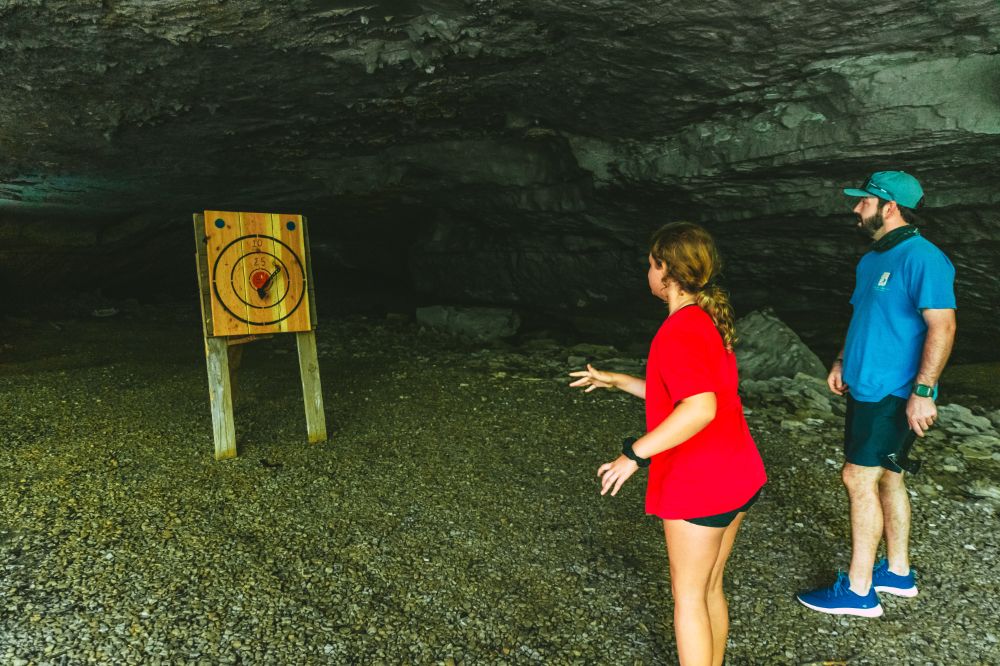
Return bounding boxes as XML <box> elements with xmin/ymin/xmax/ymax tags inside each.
<box><xmin>650</xmin><ymin>222</ymin><xmax>738</xmax><ymax>350</ymax></box>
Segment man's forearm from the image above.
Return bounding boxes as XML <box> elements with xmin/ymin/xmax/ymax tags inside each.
<box><xmin>915</xmin><ymin>318</ymin><xmax>956</xmax><ymax>386</ymax></box>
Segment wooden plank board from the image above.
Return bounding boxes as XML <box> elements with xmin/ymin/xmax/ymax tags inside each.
<box><xmin>238</xmin><ymin>211</ymin><xmax>278</xmax><ymax>333</ymax></box>
<box><xmin>205</xmin><ymin>210</ymin><xmax>250</xmax><ymax>337</ymax></box>
<box><xmin>262</xmin><ymin>212</ymin><xmax>291</xmax><ymax>334</ymax></box>
<box><xmin>270</xmin><ymin>212</ymin><xmax>311</xmax><ymax>333</ymax></box>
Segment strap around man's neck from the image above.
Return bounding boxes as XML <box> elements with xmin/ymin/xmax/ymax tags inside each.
<box><xmin>873</xmin><ymin>225</ymin><xmax>920</xmax><ymax>252</ymax></box>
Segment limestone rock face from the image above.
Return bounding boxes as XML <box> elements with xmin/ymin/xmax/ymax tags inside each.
<box><xmin>415</xmin><ymin>305</ymin><xmax>520</xmax><ymax>341</ymax></box>
<box><xmin>1</xmin><ymin>1</ymin><xmax>998</xmax><ymax>358</ymax></box>
<box><xmin>735</xmin><ymin>309</ymin><xmax>828</xmax><ymax>381</ymax></box>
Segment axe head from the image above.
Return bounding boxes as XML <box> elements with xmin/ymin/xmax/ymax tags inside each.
<box><xmin>884</xmin><ymin>452</ymin><xmax>922</xmax><ymax>475</ymax></box>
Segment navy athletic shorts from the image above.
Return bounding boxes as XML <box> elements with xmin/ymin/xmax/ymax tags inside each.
<box><xmin>844</xmin><ymin>394</ymin><xmax>916</xmax><ymax>470</ymax></box>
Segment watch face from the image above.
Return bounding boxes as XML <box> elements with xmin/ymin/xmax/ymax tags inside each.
<box><xmin>204</xmin><ymin>211</ymin><xmax>313</xmax><ymax>336</ymax></box>
<box><xmin>914</xmin><ymin>385</ymin><xmax>933</xmax><ymax>397</ymax></box>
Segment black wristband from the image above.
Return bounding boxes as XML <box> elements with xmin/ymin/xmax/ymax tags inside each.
<box><xmin>622</xmin><ymin>437</ymin><xmax>651</xmax><ymax>468</ymax></box>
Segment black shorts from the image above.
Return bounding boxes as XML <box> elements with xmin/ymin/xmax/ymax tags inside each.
<box><xmin>684</xmin><ymin>489</ymin><xmax>762</xmax><ymax>528</ymax></box>
<box><xmin>845</xmin><ymin>394</ymin><xmax>916</xmax><ymax>470</ymax></box>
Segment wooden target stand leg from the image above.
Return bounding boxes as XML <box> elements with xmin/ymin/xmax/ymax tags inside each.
<box><xmin>296</xmin><ymin>331</ymin><xmax>327</xmax><ymax>443</ymax></box>
<box><xmin>204</xmin><ymin>336</ymin><xmax>237</xmax><ymax>460</ymax></box>
<box><xmin>200</xmin><ymin>320</ymin><xmax>327</xmax><ymax>460</ymax></box>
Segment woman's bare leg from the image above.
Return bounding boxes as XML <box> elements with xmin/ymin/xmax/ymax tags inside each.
<box><xmin>664</xmin><ymin>519</ymin><xmax>728</xmax><ymax>666</ymax></box>
<box><xmin>706</xmin><ymin>513</ymin><xmax>745</xmax><ymax>666</ymax></box>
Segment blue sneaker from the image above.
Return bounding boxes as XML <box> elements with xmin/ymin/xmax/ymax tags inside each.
<box><xmin>873</xmin><ymin>558</ymin><xmax>918</xmax><ymax>597</ymax></box>
<box><xmin>796</xmin><ymin>572</ymin><xmax>884</xmax><ymax>617</ymax></box>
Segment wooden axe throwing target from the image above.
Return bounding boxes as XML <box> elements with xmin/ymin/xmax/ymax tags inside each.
<box><xmin>204</xmin><ymin>211</ymin><xmax>313</xmax><ymax>336</ymax></box>
<box><xmin>194</xmin><ymin>210</ymin><xmax>325</xmax><ymax>460</ymax></box>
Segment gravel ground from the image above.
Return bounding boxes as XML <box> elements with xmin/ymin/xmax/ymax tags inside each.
<box><xmin>1</xmin><ymin>308</ymin><xmax>998</xmax><ymax>665</ymax></box>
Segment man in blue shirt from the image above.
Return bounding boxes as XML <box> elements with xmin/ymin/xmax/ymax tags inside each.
<box><xmin>797</xmin><ymin>171</ymin><xmax>957</xmax><ymax>617</ymax></box>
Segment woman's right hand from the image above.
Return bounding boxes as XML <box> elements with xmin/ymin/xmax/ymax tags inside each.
<box><xmin>568</xmin><ymin>364</ymin><xmax>616</xmax><ymax>392</ymax></box>
<box><xmin>597</xmin><ymin>454</ymin><xmax>639</xmax><ymax>496</ymax></box>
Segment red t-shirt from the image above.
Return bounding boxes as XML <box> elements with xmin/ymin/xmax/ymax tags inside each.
<box><xmin>644</xmin><ymin>306</ymin><xmax>766</xmax><ymax>520</ymax></box>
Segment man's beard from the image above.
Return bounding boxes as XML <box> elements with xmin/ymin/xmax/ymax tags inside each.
<box><xmin>857</xmin><ymin>210</ymin><xmax>885</xmax><ymax>238</ymax></box>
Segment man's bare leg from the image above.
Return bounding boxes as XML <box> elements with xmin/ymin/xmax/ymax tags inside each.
<box><xmin>843</xmin><ymin>463</ymin><xmax>885</xmax><ymax>594</ymax></box>
<box><xmin>879</xmin><ymin>470</ymin><xmax>911</xmax><ymax>574</ymax></box>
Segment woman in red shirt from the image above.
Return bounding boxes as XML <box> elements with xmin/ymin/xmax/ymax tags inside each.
<box><xmin>570</xmin><ymin>222</ymin><xmax>766</xmax><ymax>666</ymax></box>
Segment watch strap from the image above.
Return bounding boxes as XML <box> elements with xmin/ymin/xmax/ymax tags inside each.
<box><xmin>622</xmin><ymin>437</ymin><xmax>651</xmax><ymax>468</ymax></box>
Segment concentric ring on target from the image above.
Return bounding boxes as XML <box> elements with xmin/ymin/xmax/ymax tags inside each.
<box><xmin>211</xmin><ymin>234</ymin><xmax>307</xmax><ymax>326</ymax></box>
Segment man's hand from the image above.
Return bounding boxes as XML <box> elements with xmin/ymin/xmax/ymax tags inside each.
<box><xmin>597</xmin><ymin>455</ymin><xmax>638</xmax><ymax>496</ymax></box>
<box><xmin>907</xmin><ymin>394</ymin><xmax>937</xmax><ymax>437</ymax></box>
<box><xmin>827</xmin><ymin>360</ymin><xmax>849</xmax><ymax>396</ymax></box>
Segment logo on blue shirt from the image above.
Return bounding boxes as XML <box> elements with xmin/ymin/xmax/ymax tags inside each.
<box><xmin>875</xmin><ymin>272</ymin><xmax>891</xmax><ymax>291</ymax></box>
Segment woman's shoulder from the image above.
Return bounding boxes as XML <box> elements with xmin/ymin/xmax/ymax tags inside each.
<box><xmin>669</xmin><ymin>305</ymin><xmax>716</xmax><ymax>333</ymax></box>
<box><xmin>654</xmin><ymin>306</ymin><xmax>717</xmax><ymax>345</ymax></box>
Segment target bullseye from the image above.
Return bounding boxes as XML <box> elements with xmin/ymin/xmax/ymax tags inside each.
<box><xmin>250</xmin><ymin>269</ymin><xmax>270</xmax><ymax>290</ymax></box>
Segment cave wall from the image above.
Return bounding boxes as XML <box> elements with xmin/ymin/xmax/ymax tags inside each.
<box><xmin>1</xmin><ymin>1</ymin><xmax>998</xmax><ymax>359</ymax></box>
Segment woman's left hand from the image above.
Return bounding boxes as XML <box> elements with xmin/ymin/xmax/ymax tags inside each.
<box><xmin>597</xmin><ymin>455</ymin><xmax>639</xmax><ymax>496</ymax></box>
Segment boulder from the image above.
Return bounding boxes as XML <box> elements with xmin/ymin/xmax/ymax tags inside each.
<box><xmin>415</xmin><ymin>306</ymin><xmax>520</xmax><ymax>342</ymax></box>
<box><xmin>956</xmin><ymin>434</ymin><xmax>1000</xmax><ymax>461</ymax></box>
<box><xmin>937</xmin><ymin>404</ymin><xmax>997</xmax><ymax>436</ymax></box>
<box><xmin>987</xmin><ymin>409</ymin><xmax>1000</xmax><ymax>432</ymax></box>
<box><xmin>739</xmin><ymin>373</ymin><xmax>839</xmax><ymax>417</ymax></box>
<box><xmin>735</xmin><ymin>308</ymin><xmax>827</xmax><ymax>380</ymax></box>
<box><xmin>962</xmin><ymin>480</ymin><xmax>1000</xmax><ymax>502</ymax></box>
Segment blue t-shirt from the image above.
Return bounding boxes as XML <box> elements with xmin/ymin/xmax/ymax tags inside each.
<box><xmin>843</xmin><ymin>234</ymin><xmax>956</xmax><ymax>402</ymax></box>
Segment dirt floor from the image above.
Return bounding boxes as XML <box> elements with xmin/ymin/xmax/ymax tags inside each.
<box><xmin>1</xmin><ymin>306</ymin><xmax>998</xmax><ymax>665</ymax></box>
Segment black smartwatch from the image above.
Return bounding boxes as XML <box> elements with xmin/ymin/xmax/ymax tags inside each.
<box><xmin>622</xmin><ymin>437</ymin><xmax>651</xmax><ymax>468</ymax></box>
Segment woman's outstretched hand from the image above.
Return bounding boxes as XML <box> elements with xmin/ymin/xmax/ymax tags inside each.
<box><xmin>597</xmin><ymin>455</ymin><xmax>638</xmax><ymax>496</ymax></box>
<box><xmin>568</xmin><ymin>364</ymin><xmax>616</xmax><ymax>392</ymax></box>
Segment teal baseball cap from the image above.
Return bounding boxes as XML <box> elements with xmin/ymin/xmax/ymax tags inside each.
<box><xmin>843</xmin><ymin>171</ymin><xmax>924</xmax><ymax>208</ymax></box>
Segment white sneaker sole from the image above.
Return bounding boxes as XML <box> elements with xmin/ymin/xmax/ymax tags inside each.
<box><xmin>796</xmin><ymin>596</ymin><xmax>884</xmax><ymax>617</ymax></box>
<box><xmin>874</xmin><ymin>585</ymin><xmax>918</xmax><ymax>598</ymax></box>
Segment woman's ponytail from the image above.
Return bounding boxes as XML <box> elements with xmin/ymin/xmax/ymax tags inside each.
<box><xmin>695</xmin><ymin>283</ymin><xmax>738</xmax><ymax>351</ymax></box>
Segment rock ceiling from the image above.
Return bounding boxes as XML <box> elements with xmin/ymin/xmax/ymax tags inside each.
<box><xmin>1</xmin><ymin>1</ymin><xmax>998</xmax><ymax>358</ymax></box>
